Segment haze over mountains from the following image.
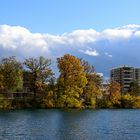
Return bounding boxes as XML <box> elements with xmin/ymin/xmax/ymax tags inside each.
<box><xmin>0</xmin><ymin>24</ymin><xmax>140</xmax><ymax>78</ymax></box>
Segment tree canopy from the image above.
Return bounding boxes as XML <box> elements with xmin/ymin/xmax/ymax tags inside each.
<box><xmin>57</xmin><ymin>54</ymin><xmax>87</xmax><ymax>108</ymax></box>
<box><xmin>0</xmin><ymin>54</ymin><xmax>139</xmax><ymax>109</ymax></box>
<box><xmin>24</xmin><ymin>56</ymin><xmax>54</xmax><ymax>93</ymax></box>
<box><xmin>0</xmin><ymin>56</ymin><xmax>23</xmax><ymax>92</ymax></box>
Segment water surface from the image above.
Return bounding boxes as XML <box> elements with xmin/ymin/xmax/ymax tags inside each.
<box><xmin>0</xmin><ymin>109</ymin><xmax>140</xmax><ymax>140</ymax></box>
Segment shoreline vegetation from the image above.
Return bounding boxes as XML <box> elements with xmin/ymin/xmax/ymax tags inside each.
<box><xmin>0</xmin><ymin>54</ymin><xmax>140</xmax><ymax>110</ymax></box>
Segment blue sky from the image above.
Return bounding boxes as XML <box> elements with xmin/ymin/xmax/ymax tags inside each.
<box><xmin>0</xmin><ymin>0</ymin><xmax>140</xmax><ymax>78</ymax></box>
<box><xmin>0</xmin><ymin>0</ymin><xmax>140</xmax><ymax>34</ymax></box>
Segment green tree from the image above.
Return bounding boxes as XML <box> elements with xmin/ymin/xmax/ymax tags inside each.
<box><xmin>57</xmin><ymin>54</ymin><xmax>87</xmax><ymax>108</ymax></box>
<box><xmin>0</xmin><ymin>56</ymin><xmax>23</xmax><ymax>92</ymax></box>
<box><xmin>24</xmin><ymin>56</ymin><xmax>54</xmax><ymax>94</ymax></box>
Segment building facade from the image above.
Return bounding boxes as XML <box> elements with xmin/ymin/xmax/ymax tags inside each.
<box><xmin>111</xmin><ymin>66</ymin><xmax>140</xmax><ymax>93</ymax></box>
<box><xmin>134</xmin><ymin>68</ymin><xmax>140</xmax><ymax>87</ymax></box>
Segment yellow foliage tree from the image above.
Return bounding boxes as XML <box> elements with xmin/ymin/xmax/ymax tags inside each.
<box><xmin>57</xmin><ymin>54</ymin><xmax>87</xmax><ymax>108</ymax></box>
<box><xmin>107</xmin><ymin>80</ymin><xmax>121</xmax><ymax>107</ymax></box>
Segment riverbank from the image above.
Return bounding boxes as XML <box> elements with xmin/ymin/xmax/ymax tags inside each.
<box><xmin>1</xmin><ymin>94</ymin><xmax>140</xmax><ymax>110</ymax></box>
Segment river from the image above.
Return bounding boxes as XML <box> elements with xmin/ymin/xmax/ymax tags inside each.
<box><xmin>0</xmin><ymin>109</ymin><xmax>140</xmax><ymax>140</ymax></box>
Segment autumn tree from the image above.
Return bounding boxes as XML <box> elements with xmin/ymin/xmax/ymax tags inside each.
<box><xmin>107</xmin><ymin>80</ymin><xmax>121</xmax><ymax>107</ymax></box>
<box><xmin>129</xmin><ymin>80</ymin><xmax>140</xmax><ymax>96</ymax></box>
<box><xmin>121</xmin><ymin>94</ymin><xmax>135</xmax><ymax>108</ymax></box>
<box><xmin>24</xmin><ymin>56</ymin><xmax>54</xmax><ymax>94</ymax></box>
<box><xmin>0</xmin><ymin>94</ymin><xmax>12</xmax><ymax>109</ymax></box>
<box><xmin>132</xmin><ymin>96</ymin><xmax>140</xmax><ymax>108</ymax></box>
<box><xmin>57</xmin><ymin>54</ymin><xmax>87</xmax><ymax>108</ymax></box>
<box><xmin>81</xmin><ymin>59</ymin><xmax>102</xmax><ymax>107</ymax></box>
<box><xmin>0</xmin><ymin>56</ymin><xmax>23</xmax><ymax>92</ymax></box>
<box><xmin>41</xmin><ymin>76</ymin><xmax>57</xmax><ymax>108</ymax></box>
<box><xmin>81</xmin><ymin>59</ymin><xmax>95</xmax><ymax>75</ymax></box>
<box><xmin>0</xmin><ymin>74</ymin><xmax>4</xmax><ymax>91</ymax></box>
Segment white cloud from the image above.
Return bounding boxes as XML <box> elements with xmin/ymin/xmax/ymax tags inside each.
<box><xmin>67</xmin><ymin>29</ymin><xmax>100</xmax><ymax>44</ymax></box>
<box><xmin>0</xmin><ymin>24</ymin><xmax>140</xmax><ymax>77</ymax></box>
<box><xmin>119</xmin><ymin>24</ymin><xmax>140</xmax><ymax>30</ymax></box>
<box><xmin>105</xmin><ymin>52</ymin><xmax>112</xmax><ymax>58</ymax></box>
<box><xmin>0</xmin><ymin>24</ymin><xmax>140</xmax><ymax>54</ymax></box>
<box><xmin>0</xmin><ymin>25</ymin><xmax>48</xmax><ymax>55</ymax></box>
<box><xmin>80</xmin><ymin>49</ymin><xmax>99</xmax><ymax>56</ymax></box>
<box><xmin>102</xmin><ymin>29</ymin><xmax>132</xmax><ymax>40</ymax></box>
<box><xmin>134</xmin><ymin>31</ymin><xmax>140</xmax><ymax>38</ymax></box>
<box><xmin>97</xmin><ymin>73</ymin><xmax>103</xmax><ymax>77</ymax></box>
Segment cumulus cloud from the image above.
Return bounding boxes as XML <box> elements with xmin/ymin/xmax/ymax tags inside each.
<box><xmin>67</xmin><ymin>29</ymin><xmax>100</xmax><ymax>44</ymax></box>
<box><xmin>0</xmin><ymin>24</ymin><xmax>140</xmax><ymax>54</ymax></box>
<box><xmin>0</xmin><ymin>25</ymin><xmax>48</xmax><ymax>50</ymax></box>
<box><xmin>0</xmin><ymin>24</ymin><xmax>140</xmax><ymax>77</ymax></box>
<box><xmin>102</xmin><ymin>29</ymin><xmax>132</xmax><ymax>40</ymax></box>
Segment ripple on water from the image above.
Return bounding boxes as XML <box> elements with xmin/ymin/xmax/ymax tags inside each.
<box><xmin>0</xmin><ymin>109</ymin><xmax>140</xmax><ymax>140</ymax></box>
